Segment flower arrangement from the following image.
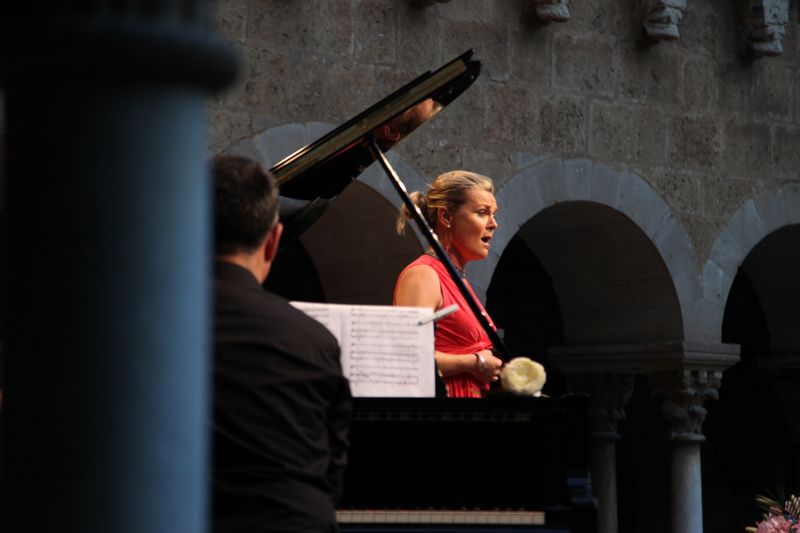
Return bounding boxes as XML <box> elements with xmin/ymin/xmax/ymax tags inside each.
<box><xmin>499</xmin><ymin>357</ymin><xmax>546</xmax><ymax>396</ymax></box>
<box><xmin>746</xmin><ymin>493</ymin><xmax>799</xmax><ymax>532</ymax></box>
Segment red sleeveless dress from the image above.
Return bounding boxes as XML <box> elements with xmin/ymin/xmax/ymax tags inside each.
<box><xmin>394</xmin><ymin>254</ymin><xmax>495</xmax><ymax>398</ymax></box>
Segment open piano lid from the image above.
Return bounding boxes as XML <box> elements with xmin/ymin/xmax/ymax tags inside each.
<box><xmin>269</xmin><ymin>49</ymin><xmax>509</xmax><ymax>360</ymax></box>
<box><xmin>269</xmin><ymin>49</ymin><xmax>480</xmax><ymax>200</ymax></box>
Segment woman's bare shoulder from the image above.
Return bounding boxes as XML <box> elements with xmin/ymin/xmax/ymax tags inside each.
<box><xmin>396</xmin><ymin>263</ymin><xmax>441</xmax><ymax>308</ymax></box>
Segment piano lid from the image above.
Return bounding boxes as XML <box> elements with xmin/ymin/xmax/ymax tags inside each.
<box><xmin>269</xmin><ymin>49</ymin><xmax>481</xmax><ymax>200</ymax></box>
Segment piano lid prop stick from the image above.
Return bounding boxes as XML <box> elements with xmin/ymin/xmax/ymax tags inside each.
<box><xmin>417</xmin><ymin>304</ymin><xmax>459</xmax><ymax>325</ymax></box>
<box><xmin>368</xmin><ymin>136</ymin><xmax>512</xmax><ymax>361</ymax></box>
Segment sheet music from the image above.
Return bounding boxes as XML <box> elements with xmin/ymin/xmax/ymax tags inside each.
<box><xmin>290</xmin><ymin>302</ymin><xmax>435</xmax><ymax>397</ymax></box>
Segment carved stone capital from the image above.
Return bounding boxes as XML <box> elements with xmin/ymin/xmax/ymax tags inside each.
<box><xmin>744</xmin><ymin>0</ymin><xmax>790</xmax><ymax>57</ymax></box>
<box><xmin>535</xmin><ymin>0</ymin><xmax>571</xmax><ymax>22</ymax></box>
<box><xmin>570</xmin><ymin>373</ymin><xmax>635</xmax><ymax>440</ymax></box>
<box><xmin>650</xmin><ymin>369</ymin><xmax>723</xmax><ymax>443</ymax></box>
<box><xmin>642</xmin><ymin>0</ymin><xmax>687</xmax><ymax>41</ymax></box>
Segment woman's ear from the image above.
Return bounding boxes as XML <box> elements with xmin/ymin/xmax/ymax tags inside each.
<box><xmin>437</xmin><ymin>207</ymin><xmax>452</xmax><ymax>229</ymax></box>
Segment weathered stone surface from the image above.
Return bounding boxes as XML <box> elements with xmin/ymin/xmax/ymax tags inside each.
<box><xmin>681</xmin><ymin>57</ymin><xmax>719</xmax><ymax>113</ymax></box>
<box><xmin>554</xmin><ymin>35</ymin><xmax>615</xmax><ymax>96</ymax></box>
<box><xmin>677</xmin><ymin>2</ymin><xmax>723</xmax><ymax>55</ymax></box>
<box><xmin>354</xmin><ymin>0</ymin><xmax>396</xmax><ymax>64</ymax></box>
<box><xmin>396</xmin><ymin>6</ymin><xmax>443</xmax><ymax>72</ymax></box>
<box><xmin>313</xmin><ymin>0</ymin><xmax>354</xmax><ymax>57</ymax></box>
<box><xmin>208</xmin><ymin>107</ymin><xmax>253</xmax><ymax>154</ymax></box>
<box><xmin>631</xmin><ymin>106</ymin><xmax>669</xmax><ymax>165</ymax></box>
<box><xmin>286</xmin><ymin>54</ymin><xmax>375</xmax><ymax>122</ymax></box>
<box><xmin>540</xmin><ymin>94</ymin><xmax>586</xmax><ymax>154</ymax></box>
<box><xmin>567</xmin><ymin>0</ymin><xmax>628</xmax><ymax>37</ymax></box>
<box><xmin>772</xmin><ymin>125</ymin><xmax>800</xmax><ymax>178</ymax></box>
<box><xmin>669</xmin><ymin>115</ymin><xmax>721</xmax><ymax>171</ymax></box>
<box><xmin>212</xmin><ymin>0</ymin><xmax>248</xmax><ymax>44</ymax></box>
<box><xmin>483</xmin><ymin>83</ymin><xmax>539</xmax><ymax>146</ymax></box>
<box><xmin>722</xmin><ymin>120</ymin><xmax>771</xmax><ymax>178</ymax></box>
<box><xmin>619</xmin><ymin>44</ymin><xmax>681</xmax><ymax>105</ymax></box>
<box><xmin>440</xmin><ymin>20</ymin><xmax>511</xmax><ymax>82</ymax></box>
<box><xmin>590</xmin><ymin>102</ymin><xmax>632</xmax><ymax>162</ymax></box>
<box><xmin>649</xmin><ymin>168</ymin><xmax>702</xmax><ymax>215</ymax></box>
<box><xmin>701</xmin><ymin>174</ymin><xmax>753</xmax><ymax>219</ymax></box>
<box><xmin>751</xmin><ymin>62</ymin><xmax>794</xmax><ymax>118</ymax></box>
<box><xmin>563</xmin><ymin>158</ymin><xmax>592</xmax><ymax>200</ymax></box>
<box><xmin>240</xmin><ymin>41</ymin><xmax>290</xmax><ymax>116</ymax></box>
<box><xmin>246</xmin><ymin>0</ymin><xmax>315</xmax><ymax>49</ymax></box>
<box><xmin>508</xmin><ymin>27</ymin><xmax>552</xmax><ymax>88</ymax></box>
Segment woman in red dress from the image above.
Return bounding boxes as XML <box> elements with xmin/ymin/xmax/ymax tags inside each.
<box><xmin>394</xmin><ymin>170</ymin><xmax>503</xmax><ymax>398</ymax></box>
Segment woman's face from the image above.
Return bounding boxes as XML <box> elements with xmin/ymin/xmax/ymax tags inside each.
<box><xmin>443</xmin><ymin>188</ymin><xmax>498</xmax><ymax>267</ymax></box>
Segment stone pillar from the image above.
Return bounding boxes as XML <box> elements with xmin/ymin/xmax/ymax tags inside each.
<box><xmin>571</xmin><ymin>373</ymin><xmax>634</xmax><ymax>533</ymax></box>
<box><xmin>0</xmin><ymin>5</ymin><xmax>236</xmax><ymax>533</ymax></box>
<box><xmin>650</xmin><ymin>369</ymin><xmax>723</xmax><ymax>533</ymax></box>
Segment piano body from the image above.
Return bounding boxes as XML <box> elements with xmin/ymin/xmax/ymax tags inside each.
<box><xmin>337</xmin><ymin>395</ymin><xmax>595</xmax><ymax>533</ymax></box>
<box><xmin>267</xmin><ymin>50</ymin><xmax>597</xmax><ymax>532</ymax></box>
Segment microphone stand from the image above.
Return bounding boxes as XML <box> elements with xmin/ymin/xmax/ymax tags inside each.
<box><xmin>368</xmin><ymin>137</ymin><xmax>511</xmax><ymax>362</ymax></box>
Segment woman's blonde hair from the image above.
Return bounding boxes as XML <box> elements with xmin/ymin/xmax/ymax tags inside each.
<box><xmin>396</xmin><ymin>170</ymin><xmax>494</xmax><ymax>234</ymax></box>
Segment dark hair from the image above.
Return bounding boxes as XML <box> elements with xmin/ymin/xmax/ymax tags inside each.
<box><xmin>212</xmin><ymin>155</ymin><xmax>279</xmax><ymax>255</ymax></box>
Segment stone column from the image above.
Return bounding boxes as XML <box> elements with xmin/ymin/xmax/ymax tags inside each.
<box><xmin>0</xmin><ymin>5</ymin><xmax>237</xmax><ymax>533</ymax></box>
<box><xmin>650</xmin><ymin>369</ymin><xmax>723</xmax><ymax>533</ymax></box>
<box><xmin>571</xmin><ymin>373</ymin><xmax>635</xmax><ymax>533</ymax></box>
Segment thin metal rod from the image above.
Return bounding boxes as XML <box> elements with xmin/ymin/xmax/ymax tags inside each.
<box><xmin>368</xmin><ymin>137</ymin><xmax>511</xmax><ymax>361</ymax></box>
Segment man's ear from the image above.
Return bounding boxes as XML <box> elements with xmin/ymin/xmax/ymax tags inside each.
<box><xmin>263</xmin><ymin>222</ymin><xmax>284</xmax><ymax>264</ymax></box>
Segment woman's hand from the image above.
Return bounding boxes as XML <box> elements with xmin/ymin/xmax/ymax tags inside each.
<box><xmin>471</xmin><ymin>349</ymin><xmax>503</xmax><ymax>383</ymax></box>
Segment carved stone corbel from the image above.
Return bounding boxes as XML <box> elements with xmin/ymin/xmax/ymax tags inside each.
<box><xmin>535</xmin><ymin>0</ymin><xmax>571</xmax><ymax>22</ymax></box>
<box><xmin>744</xmin><ymin>0</ymin><xmax>790</xmax><ymax>57</ymax></box>
<box><xmin>642</xmin><ymin>0</ymin><xmax>687</xmax><ymax>42</ymax></box>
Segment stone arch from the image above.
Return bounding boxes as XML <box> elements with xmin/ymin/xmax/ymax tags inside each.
<box><xmin>704</xmin><ymin>181</ymin><xmax>800</xmax><ymax>343</ymax></box>
<box><xmin>224</xmin><ymin>122</ymin><xmax>429</xmax><ymax>304</ymax></box>
<box><xmin>478</xmin><ymin>157</ymin><xmax>701</xmax><ymax>342</ymax></box>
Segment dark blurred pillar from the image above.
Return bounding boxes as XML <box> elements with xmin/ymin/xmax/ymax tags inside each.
<box><xmin>0</xmin><ymin>4</ymin><xmax>237</xmax><ymax>532</ymax></box>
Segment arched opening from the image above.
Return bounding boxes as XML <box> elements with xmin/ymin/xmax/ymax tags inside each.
<box><xmin>495</xmin><ymin>200</ymin><xmax>682</xmax><ymax>346</ymax></box>
<box><xmin>703</xmin><ymin>224</ymin><xmax>800</xmax><ymax>533</ymax></box>
<box><xmin>487</xmin><ymin>200</ymin><xmax>684</xmax><ymax>532</ymax></box>
<box><xmin>267</xmin><ymin>180</ymin><xmax>422</xmax><ymax>305</ymax></box>
<box><xmin>486</xmin><ymin>234</ymin><xmax>566</xmax><ymax>395</ymax></box>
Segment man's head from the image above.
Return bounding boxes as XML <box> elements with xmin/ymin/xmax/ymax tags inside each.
<box><xmin>212</xmin><ymin>155</ymin><xmax>283</xmax><ymax>282</ymax></box>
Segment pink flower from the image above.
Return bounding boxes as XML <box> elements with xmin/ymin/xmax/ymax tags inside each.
<box><xmin>756</xmin><ymin>515</ymin><xmax>796</xmax><ymax>533</ymax></box>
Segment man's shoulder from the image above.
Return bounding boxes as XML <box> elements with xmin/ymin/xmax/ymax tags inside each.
<box><xmin>261</xmin><ymin>293</ymin><xmax>339</xmax><ymax>346</ymax></box>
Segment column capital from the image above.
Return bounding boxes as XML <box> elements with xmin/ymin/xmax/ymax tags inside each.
<box><xmin>649</xmin><ymin>369</ymin><xmax>723</xmax><ymax>442</ymax></box>
<box><xmin>570</xmin><ymin>372</ymin><xmax>635</xmax><ymax>440</ymax></box>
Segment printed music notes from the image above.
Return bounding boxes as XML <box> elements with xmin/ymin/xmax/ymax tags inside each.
<box><xmin>290</xmin><ymin>302</ymin><xmax>436</xmax><ymax>397</ymax></box>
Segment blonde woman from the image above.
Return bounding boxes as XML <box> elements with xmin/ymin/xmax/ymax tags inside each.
<box><xmin>394</xmin><ymin>170</ymin><xmax>503</xmax><ymax>398</ymax></box>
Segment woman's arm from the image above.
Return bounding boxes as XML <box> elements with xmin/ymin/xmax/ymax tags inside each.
<box><xmin>395</xmin><ymin>265</ymin><xmax>502</xmax><ymax>381</ymax></box>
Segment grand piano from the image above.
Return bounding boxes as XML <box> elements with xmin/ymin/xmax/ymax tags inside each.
<box><xmin>267</xmin><ymin>50</ymin><xmax>597</xmax><ymax>533</ymax></box>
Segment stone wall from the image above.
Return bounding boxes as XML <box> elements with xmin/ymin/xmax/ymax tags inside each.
<box><xmin>208</xmin><ymin>0</ymin><xmax>800</xmax><ymax>267</ymax></box>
